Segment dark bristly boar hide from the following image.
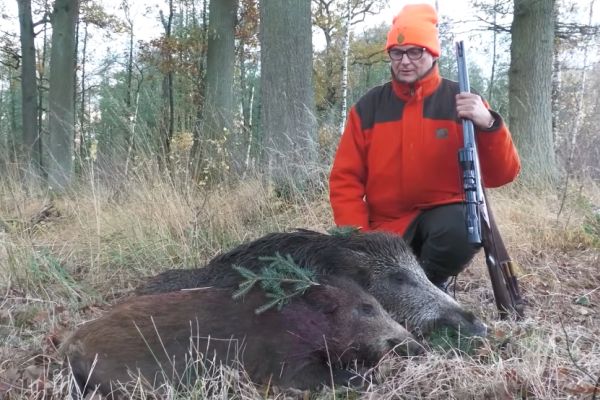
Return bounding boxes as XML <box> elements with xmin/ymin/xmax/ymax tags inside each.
<box><xmin>62</xmin><ymin>276</ymin><xmax>420</xmax><ymax>398</ymax></box>
<box><xmin>136</xmin><ymin>229</ymin><xmax>487</xmax><ymax>338</ymax></box>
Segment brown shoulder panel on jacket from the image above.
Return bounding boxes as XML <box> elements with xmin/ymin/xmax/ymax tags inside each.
<box><xmin>355</xmin><ymin>82</ymin><xmax>405</xmax><ymax>130</ymax></box>
<box><xmin>423</xmin><ymin>78</ymin><xmax>460</xmax><ymax>121</ymax></box>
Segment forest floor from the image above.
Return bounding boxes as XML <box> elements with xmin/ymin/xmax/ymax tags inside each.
<box><xmin>0</xmin><ymin>170</ymin><xmax>599</xmax><ymax>399</ymax></box>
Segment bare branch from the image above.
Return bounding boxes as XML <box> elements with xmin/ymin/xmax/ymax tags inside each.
<box><xmin>0</xmin><ymin>59</ymin><xmax>19</xmax><ymax>69</ymax></box>
<box><xmin>556</xmin><ymin>21</ymin><xmax>600</xmax><ymax>40</ymax></box>
<box><xmin>0</xmin><ymin>45</ymin><xmax>20</xmax><ymax>69</ymax></box>
<box><xmin>473</xmin><ymin>15</ymin><xmax>511</xmax><ymax>33</ymax></box>
<box><xmin>33</xmin><ymin>13</ymin><xmax>51</xmax><ymax>28</ymax></box>
<box><xmin>351</xmin><ymin>48</ymin><xmax>387</xmax><ymax>66</ymax></box>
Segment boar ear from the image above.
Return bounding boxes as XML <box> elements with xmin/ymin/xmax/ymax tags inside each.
<box><xmin>304</xmin><ymin>285</ymin><xmax>341</xmax><ymax>314</ymax></box>
<box><xmin>339</xmin><ymin>250</ymin><xmax>372</xmax><ymax>282</ymax></box>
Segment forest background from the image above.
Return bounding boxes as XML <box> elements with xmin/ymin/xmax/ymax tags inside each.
<box><xmin>0</xmin><ymin>0</ymin><xmax>600</xmax><ymax>398</ymax></box>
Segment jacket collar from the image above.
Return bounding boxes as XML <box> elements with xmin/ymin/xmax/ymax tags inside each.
<box><xmin>391</xmin><ymin>64</ymin><xmax>441</xmax><ymax>101</ymax></box>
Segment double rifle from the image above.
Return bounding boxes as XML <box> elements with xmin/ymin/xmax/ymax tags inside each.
<box><xmin>455</xmin><ymin>41</ymin><xmax>525</xmax><ymax>319</ymax></box>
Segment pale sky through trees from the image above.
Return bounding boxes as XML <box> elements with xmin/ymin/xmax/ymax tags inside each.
<box><xmin>0</xmin><ymin>0</ymin><xmax>508</xmax><ymax>115</ymax></box>
<box><xmin>2</xmin><ymin>0</ymin><xmax>597</xmax><ymax>87</ymax></box>
<box><xmin>2</xmin><ymin>0</ymin><xmax>487</xmax><ymax>64</ymax></box>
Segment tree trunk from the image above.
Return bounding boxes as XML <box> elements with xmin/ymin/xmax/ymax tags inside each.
<box><xmin>37</xmin><ymin>0</ymin><xmax>50</xmax><ymax>171</ymax></box>
<box><xmin>339</xmin><ymin>0</ymin><xmax>351</xmax><ymax>134</ymax></box>
<box><xmin>193</xmin><ymin>0</ymin><xmax>238</xmax><ymax>180</ymax></box>
<box><xmin>260</xmin><ymin>0</ymin><xmax>317</xmax><ymax>191</ymax></box>
<box><xmin>508</xmin><ymin>0</ymin><xmax>556</xmax><ymax>185</ymax></box>
<box><xmin>0</xmin><ymin>78</ymin><xmax>4</xmax><ymax>168</ymax></box>
<box><xmin>487</xmin><ymin>0</ymin><xmax>498</xmax><ymax>104</ymax></box>
<box><xmin>125</xmin><ymin>20</ymin><xmax>134</xmax><ymax>110</ymax></box>
<box><xmin>239</xmin><ymin>45</ymin><xmax>248</xmax><ymax>129</ymax></box>
<box><xmin>159</xmin><ymin>0</ymin><xmax>174</xmax><ymax>171</ymax></box>
<box><xmin>551</xmin><ymin>40</ymin><xmax>560</xmax><ymax>142</ymax></box>
<box><xmin>238</xmin><ymin>42</ymin><xmax>255</xmax><ymax>175</ymax></box>
<box><xmin>0</xmin><ymin>73</ymin><xmax>15</xmax><ymax>167</ymax></box>
<box><xmin>122</xmin><ymin>0</ymin><xmax>136</xmax><ymax>169</ymax></box>
<box><xmin>190</xmin><ymin>0</ymin><xmax>209</xmax><ymax>170</ymax></box>
<box><xmin>47</xmin><ymin>0</ymin><xmax>79</xmax><ymax>190</ymax></box>
<box><xmin>17</xmin><ymin>0</ymin><xmax>41</xmax><ymax>174</ymax></box>
<box><xmin>204</xmin><ymin>0</ymin><xmax>237</xmax><ymax>122</ymax></box>
<box><xmin>243</xmin><ymin>85</ymin><xmax>255</xmax><ymax>176</ymax></box>
<box><xmin>78</xmin><ymin>22</ymin><xmax>88</xmax><ymax>160</ymax></box>
<box><xmin>9</xmin><ymin>69</ymin><xmax>18</xmax><ymax>163</ymax></box>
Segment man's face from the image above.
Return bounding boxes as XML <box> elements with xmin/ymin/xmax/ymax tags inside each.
<box><xmin>389</xmin><ymin>46</ymin><xmax>436</xmax><ymax>84</ymax></box>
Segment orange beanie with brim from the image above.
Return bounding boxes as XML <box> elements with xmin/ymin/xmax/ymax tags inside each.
<box><xmin>385</xmin><ymin>4</ymin><xmax>440</xmax><ymax>57</ymax></box>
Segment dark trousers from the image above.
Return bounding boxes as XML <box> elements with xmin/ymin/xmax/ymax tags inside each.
<box><xmin>403</xmin><ymin>203</ymin><xmax>480</xmax><ymax>286</ymax></box>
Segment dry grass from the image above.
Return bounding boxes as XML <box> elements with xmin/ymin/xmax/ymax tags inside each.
<box><xmin>0</xmin><ymin>168</ymin><xmax>599</xmax><ymax>399</ymax></box>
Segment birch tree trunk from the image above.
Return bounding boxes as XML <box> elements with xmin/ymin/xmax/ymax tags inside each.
<box><xmin>260</xmin><ymin>0</ymin><xmax>317</xmax><ymax>192</ymax></box>
<box><xmin>123</xmin><ymin>0</ymin><xmax>136</xmax><ymax>170</ymax></box>
<box><xmin>508</xmin><ymin>0</ymin><xmax>556</xmax><ymax>185</ymax></box>
<box><xmin>339</xmin><ymin>0</ymin><xmax>351</xmax><ymax>135</ymax></box>
<box><xmin>47</xmin><ymin>0</ymin><xmax>79</xmax><ymax>190</ymax></box>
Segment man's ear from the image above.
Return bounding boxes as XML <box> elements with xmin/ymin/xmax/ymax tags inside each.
<box><xmin>304</xmin><ymin>284</ymin><xmax>340</xmax><ymax>314</ymax></box>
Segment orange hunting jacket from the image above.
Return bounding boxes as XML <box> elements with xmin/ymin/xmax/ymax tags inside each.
<box><xmin>329</xmin><ymin>66</ymin><xmax>520</xmax><ymax>235</ymax></box>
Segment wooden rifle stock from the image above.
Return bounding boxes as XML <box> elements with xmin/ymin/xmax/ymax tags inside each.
<box><xmin>480</xmin><ymin>192</ymin><xmax>525</xmax><ymax>319</ymax></box>
<box><xmin>456</xmin><ymin>41</ymin><xmax>525</xmax><ymax>319</ymax></box>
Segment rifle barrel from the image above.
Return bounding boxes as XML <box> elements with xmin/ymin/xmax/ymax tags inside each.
<box><xmin>456</xmin><ymin>40</ymin><xmax>525</xmax><ymax>319</ymax></box>
<box><xmin>456</xmin><ymin>41</ymin><xmax>482</xmax><ymax>245</ymax></box>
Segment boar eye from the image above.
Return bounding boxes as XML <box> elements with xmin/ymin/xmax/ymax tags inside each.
<box><xmin>358</xmin><ymin>303</ymin><xmax>375</xmax><ymax>316</ymax></box>
<box><xmin>391</xmin><ymin>272</ymin><xmax>406</xmax><ymax>283</ymax></box>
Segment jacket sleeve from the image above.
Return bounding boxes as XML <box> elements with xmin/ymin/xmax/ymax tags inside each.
<box><xmin>476</xmin><ymin>110</ymin><xmax>521</xmax><ymax>188</ymax></box>
<box><xmin>329</xmin><ymin>106</ymin><xmax>371</xmax><ymax>230</ymax></box>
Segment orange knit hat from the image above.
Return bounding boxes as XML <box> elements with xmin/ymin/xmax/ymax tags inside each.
<box><xmin>385</xmin><ymin>4</ymin><xmax>440</xmax><ymax>57</ymax></box>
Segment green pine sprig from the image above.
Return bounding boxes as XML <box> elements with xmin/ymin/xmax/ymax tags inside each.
<box><xmin>327</xmin><ymin>225</ymin><xmax>360</xmax><ymax>237</ymax></box>
<box><xmin>232</xmin><ymin>252</ymin><xmax>319</xmax><ymax>314</ymax></box>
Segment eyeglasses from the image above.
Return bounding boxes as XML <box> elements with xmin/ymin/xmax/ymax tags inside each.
<box><xmin>388</xmin><ymin>47</ymin><xmax>426</xmax><ymax>61</ymax></box>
